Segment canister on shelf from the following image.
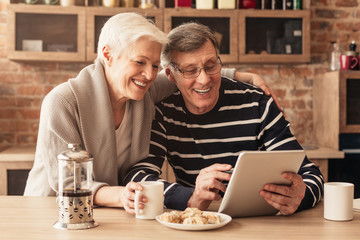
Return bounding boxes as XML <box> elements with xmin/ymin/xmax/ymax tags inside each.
<box><xmin>196</xmin><ymin>0</ymin><xmax>214</xmax><ymax>9</ymax></box>
<box><xmin>122</xmin><ymin>0</ymin><xmax>133</xmax><ymax>7</ymax></box>
<box><xmin>240</xmin><ymin>0</ymin><xmax>256</xmax><ymax>8</ymax></box>
<box><xmin>175</xmin><ymin>0</ymin><xmax>192</xmax><ymax>7</ymax></box>
<box><xmin>218</xmin><ymin>0</ymin><xmax>236</xmax><ymax>9</ymax></box>
<box><xmin>139</xmin><ymin>0</ymin><xmax>156</xmax><ymax>8</ymax></box>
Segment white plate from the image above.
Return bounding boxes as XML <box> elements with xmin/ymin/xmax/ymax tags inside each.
<box><xmin>354</xmin><ymin>198</ymin><xmax>360</xmax><ymax>212</ymax></box>
<box><xmin>156</xmin><ymin>212</ymin><xmax>232</xmax><ymax>231</ymax></box>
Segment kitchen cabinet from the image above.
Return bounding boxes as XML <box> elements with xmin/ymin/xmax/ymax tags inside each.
<box><xmin>7</xmin><ymin>5</ymin><xmax>86</xmax><ymax>62</ymax></box>
<box><xmin>164</xmin><ymin>8</ymin><xmax>238</xmax><ymax>63</ymax></box>
<box><xmin>238</xmin><ymin>9</ymin><xmax>310</xmax><ymax>63</ymax></box>
<box><xmin>314</xmin><ymin>71</ymin><xmax>360</xmax><ymax>149</ymax></box>
<box><xmin>86</xmin><ymin>7</ymin><xmax>163</xmax><ymax>62</ymax></box>
<box><xmin>7</xmin><ymin>4</ymin><xmax>310</xmax><ymax>63</ymax></box>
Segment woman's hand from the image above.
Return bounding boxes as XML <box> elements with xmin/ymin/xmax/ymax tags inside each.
<box><xmin>93</xmin><ymin>182</ymin><xmax>145</xmax><ymax>215</ymax></box>
<box><xmin>121</xmin><ymin>182</ymin><xmax>145</xmax><ymax>215</ymax></box>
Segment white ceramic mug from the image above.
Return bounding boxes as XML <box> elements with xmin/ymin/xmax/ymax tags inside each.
<box><xmin>135</xmin><ymin>181</ymin><xmax>164</xmax><ymax>219</ymax></box>
<box><xmin>324</xmin><ymin>182</ymin><xmax>354</xmax><ymax>221</ymax></box>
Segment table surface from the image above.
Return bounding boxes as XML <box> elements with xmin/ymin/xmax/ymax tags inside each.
<box><xmin>0</xmin><ymin>196</ymin><xmax>359</xmax><ymax>240</ymax></box>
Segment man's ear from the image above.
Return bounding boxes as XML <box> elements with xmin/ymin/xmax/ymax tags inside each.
<box><xmin>165</xmin><ymin>68</ymin><xmax>176</xmax><ymax>83</ymax></box>
<box><xmin>102</xmin><ymin>45</ymin><xmax>112</xmax><ymax>66</ymax></box>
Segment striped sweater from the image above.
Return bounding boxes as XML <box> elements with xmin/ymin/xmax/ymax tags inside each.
<box><xmin>125</xmin><ymin>77</ymin><xmax>324</xmax><ymax>211</ymax></box>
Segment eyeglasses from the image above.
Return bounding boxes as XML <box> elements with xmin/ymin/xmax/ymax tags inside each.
<box><xmin>170</xmin><ymin>56</ymin><xmax>223</xmax><ymax>79</ymax></box>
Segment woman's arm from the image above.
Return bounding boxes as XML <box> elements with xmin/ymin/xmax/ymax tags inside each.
<box><xmin>94</xmin><ymin>182</ymin><xmax>144</xmax><ymax>215</ymax></box>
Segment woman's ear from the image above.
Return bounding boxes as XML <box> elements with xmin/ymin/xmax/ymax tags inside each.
<box><xmin>165</xmin><ymin>68</ymin><xmax>176</xmax><ymax>83</ymax></box>
<box><xmin>102</xmin><ymin>45</ymin><xmax>112</xmax><ymax>66</ymax></box>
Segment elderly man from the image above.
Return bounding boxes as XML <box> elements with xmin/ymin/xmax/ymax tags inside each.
<box><xmin>124</xmin><ymin>23</ymin><xmax>323</xmax><ymax>215</ymax></box>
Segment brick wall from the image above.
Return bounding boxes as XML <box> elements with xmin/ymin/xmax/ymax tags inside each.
<box><xmin>0</xmin><ymin>0</ymin><xmax>359</xmax><ymax>150</ymax></box>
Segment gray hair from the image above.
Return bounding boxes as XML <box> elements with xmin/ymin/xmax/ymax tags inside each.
<box><xmin>161</xmin><ymin>22</ymin><xmax>219</xmax><ymax>67</ymax></box>
<box><xmin>97</xmin><ymin>12</ymin><xmax>168</xmax><ymax>64</ymax></box>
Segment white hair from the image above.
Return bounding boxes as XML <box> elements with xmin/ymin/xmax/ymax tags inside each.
<box><xmin>96</xmin><ymin>12</ymin><xmax>168</xmax><ymax>64</ymax></box>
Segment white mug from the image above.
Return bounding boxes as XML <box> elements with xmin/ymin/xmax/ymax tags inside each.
<box><xmin>135</xmin><ymin>181</ymin><xmax>164</xmax><ymax>219</ymax></box>
<box><xmin>324</xmin><ymin>182</ymin><xmax>354</xmax><ymax>221</ymax></box>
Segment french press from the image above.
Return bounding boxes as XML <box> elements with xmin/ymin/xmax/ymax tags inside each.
<box><xmin>53</xmin><ymin>143</ymin><xmax>98</xmax><ymax>230</ymax></box>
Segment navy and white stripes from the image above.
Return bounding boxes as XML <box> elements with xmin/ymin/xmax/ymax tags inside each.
<box><xmin>125</xmin><ymin>77</ymin><xmax>324</xmax><ymax>211</ymax></box>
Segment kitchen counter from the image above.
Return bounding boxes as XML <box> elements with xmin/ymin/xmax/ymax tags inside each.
<box><xmin>304</xmin><ymin>145</ymin><xmax>344</xmax><ymax>159</ymax></box>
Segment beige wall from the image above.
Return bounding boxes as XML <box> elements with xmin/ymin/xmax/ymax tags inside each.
<box><xmin>0</xmin><ymin>0</ymin><xmax>359</xmax><ymax>149</ymax></box>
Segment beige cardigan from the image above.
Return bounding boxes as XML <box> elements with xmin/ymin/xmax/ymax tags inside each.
<box><xmin>24</xmin><ymin>60</ymin><xmax>236</xmax><ymax>196</ymax></box>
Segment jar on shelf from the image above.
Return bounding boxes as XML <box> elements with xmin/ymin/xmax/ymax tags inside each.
<box><xmin>196</xmin><ymin>0</ymin><xmax>214</xmax><ymax>9</ymax></box>
<box><xmin>218</xmin><ymin>0</ymin><xmax>236</xmax><ymax>9</ymax></box>
<box><xmin>240</xmin><ymin>0</ymin><xmax>256</xmax><ymax>8</ymax></box>
<box><xmin>139</xmin><ymin>0</ymin><xmax>156</xmax><ymax>8</ymax></box>
<box><xmin>329</xmin><ymin>41</ymin><xmax>340</xmax><ymax>71</ymax></box>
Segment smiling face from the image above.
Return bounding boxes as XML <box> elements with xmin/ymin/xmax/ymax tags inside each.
<box><xmin>167</xmin><ymin>40</ymin><xmax>221</xmax><ymax>115</ymax></box>
<box><xmin>103</xmin><ymin>36</ymin><xmax>162</xmax><ymax>101</ymax></box>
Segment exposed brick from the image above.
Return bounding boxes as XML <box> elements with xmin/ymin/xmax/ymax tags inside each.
<box><xmin>294</xmin><ymin>89</ymin><xmax>311</xmax><ymax>97</ymax></box>
<box><xmin>16</xmin><ymin>134</ymin><xmax>37</xmax><ymax>145</ymax></box>
<box><xmin>279</xmin><ymin>67</ymin><xmax>295</xmax><ymax>77</ymax></box>
<box><xmin>335</xmin><ymin>0</ymin><xmax>358</xmax><ymax>7</ymax></box>
<box><xmin>293</xmin><ymin>67</ymin><xmax>313</xmax><ymax>78</ymax></box>
<box><xmin>311</xmin><ymin>0</ymin><xmax>329</xmax><ymax>7</ymax></box>
<box><xmin>315</xmin><ymin>9</ymin><xmax>349</xmax><ymax>19</ymax></box>
<box><xmin>272</xmin><ymin>89</ymin><xmax>287</xmax><ymax>99</ymax></box>
<box><xmin>0</xmin><ymin>109</ymin><xmax>16</xmax><ymax>118</ymax></box>
<box><xmin>0</xmin><ymin>72</ymin><xmax>32</xmax><ymax>84</ymax></box>
<box><xmin>0</xmin><ymin>121</ymin><xmax>16</xmax><ymax>132</ymax></box>
<box><xmin>292</xmin><ymin>99</ymin><xmax>306</xmax><ymax>109</ymax></box>
<box><xmin>18</xmin><ymin>109</ymin><xmax>40</xmax><ymax>120</ymax></box>
<box><xmin>0</xmin><ymin>96</ymin><xmax>15</xmax><ymax>106</ymax></box>
<box><xmin>0</xmin><ymin>84</ymin><xmax>15</xmax><ymax>95</ymax></box>
<box><xmin>311</xmin><ymin>20</ymin><xmax>332</xmax><ymax>31</ymax></box>
<box><xmin>16</xmin><ymin>85</ymin><xmax>44</xmax><ymax>95</ymax></box>
<box><xmin>16</xmin><ymin>97</ymin><xmax>35</xmax><ymax>107</ymax></box>
<box><xmin>16</xmin><ymin>121</ymin><xmax>30</xmax><ymax>132</ymax></box>
<box><xmin>335</xmin><ymin>21</ymin><xmax>360</xmax><ymax>32</ymax></box>
<box><xmin>0</xmin><ymin>133</ymin><xmax>16</xmax><ymax>145</ymax></box>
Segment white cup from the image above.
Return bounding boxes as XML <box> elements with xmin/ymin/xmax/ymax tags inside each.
<box><xmin>135</xmin><ymin>181</ymin><xmax>164</xmax><ymax>219</ymax></box>
<box><xmin>324</xmin><ymin>182</ymin><xmax>354</xmax><ymax>221</ymax></box>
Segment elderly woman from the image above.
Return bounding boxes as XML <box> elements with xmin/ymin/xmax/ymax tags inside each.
<box><xmin>24</xmin><ymin>13</ymin><xmax>276</xmax><ymax>214</ymax></box>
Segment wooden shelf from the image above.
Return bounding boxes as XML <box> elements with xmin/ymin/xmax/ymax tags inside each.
<box><xmin>7</xmin><ymin>4</ymin><xmax>310</xmax><ymax>64</ymax></box>
<box><xmin>164</xmin><ymin>8</ymin><xmax>238</xmax><ymax>63</ymax></box>
<box><xmin>86</xmin><ymin>7</ymin><xmax>163</xmax><ymax>62</ymax></box>
<box><xmin>7</xmin><ymin>5</ymin><xmax>86</xmax><ymax>62</ymax></box>
<box><xmin>238</xmin><ymin>9</ymin><xmax>310</xmax><ymax>63</ymax></box>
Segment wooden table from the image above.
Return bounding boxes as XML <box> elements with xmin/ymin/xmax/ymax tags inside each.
<box><xmin>0</xmin><ymin>196</ymin><xmax>359</xmax><ymax>240</ymax></box>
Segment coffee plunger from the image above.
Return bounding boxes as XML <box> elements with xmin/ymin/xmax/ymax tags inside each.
<box><xmin>53</xmin><ymin>143</ymin><xmax>98</xmax><ymax>230</ymax></box>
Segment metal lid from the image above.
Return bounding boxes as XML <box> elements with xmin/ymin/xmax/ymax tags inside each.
<box><xmin>57</xmin><ymin>143</ymin><xmax>93</xmax><ymax>162</ymax></box>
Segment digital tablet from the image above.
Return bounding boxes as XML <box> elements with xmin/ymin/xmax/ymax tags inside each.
<box><xmin>217</xmin><ymin>150</ymin><xmax>305</xmax><ymax>218</ymax></box>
